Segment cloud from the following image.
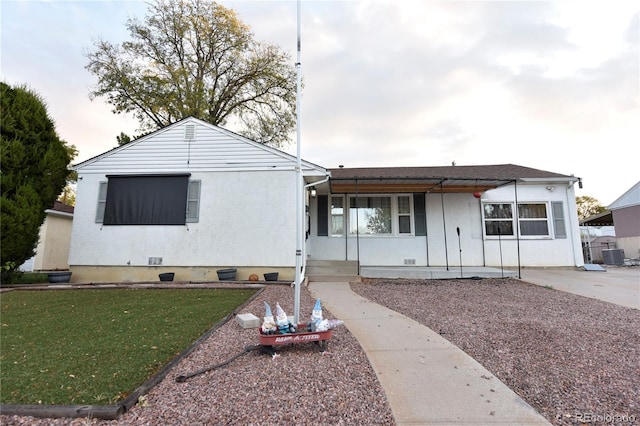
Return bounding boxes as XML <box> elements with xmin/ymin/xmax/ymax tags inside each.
<box><xmin>1</xmin><ymin>0</ymin><xmax>637</xmax><ymax>204</ymax></box>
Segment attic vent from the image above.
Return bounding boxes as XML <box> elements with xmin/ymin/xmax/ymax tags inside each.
<box><xmin>184</xmin><ymin>124</ymin><xmax>195</xmax><ymax>141</ymax></box>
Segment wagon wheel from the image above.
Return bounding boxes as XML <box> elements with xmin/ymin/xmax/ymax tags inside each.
<box><xmin>315</xmin><ymin>340</ymin><xmax>327</xmax><ymax>352</ymax></box>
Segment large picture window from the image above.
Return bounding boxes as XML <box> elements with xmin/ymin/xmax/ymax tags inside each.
<box><xmin>319</xmin><ymin>194</ymin><xmax>414</xmax><ymax>236</ymax></box>
<box><xmin>349</xmin><ymin>196</ymin><xmax>392</xmax><ymax>235</ymax></box>
<box><xmin>97</xmin><ymin>175</ymin><xmax>198</xmax><ymax>225</ymax></box>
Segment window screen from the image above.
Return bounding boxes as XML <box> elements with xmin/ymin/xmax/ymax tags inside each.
<box><xmin>103</xmin><ymin>174</ymin><xmax>190</xmax><ymax>225</ymax></box>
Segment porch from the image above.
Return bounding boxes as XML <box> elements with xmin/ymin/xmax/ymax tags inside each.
<box><xmin>305</xmin><ymin>260</ymin><xmax>517</xmax><ymax>281</ymax></box>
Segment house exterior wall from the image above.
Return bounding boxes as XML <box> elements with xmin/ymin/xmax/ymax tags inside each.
<box><xmin>480</xmin><ymin>183</ymin><xmax>583</xmax><ymax>267</ymax></box>
<box><xmin>33</xmin><ymin>212</ymin><xmax>73</xmax><ymax>270</ymax></box>
<box><xmin>307</xmin><ymin>181</ymin><xmax>583</xmax><ymax>267</ymax></box>
<box><xmin>70</xmin><ymin>170</ymin><xmax>297</xmax><ymax>282</ymax></box>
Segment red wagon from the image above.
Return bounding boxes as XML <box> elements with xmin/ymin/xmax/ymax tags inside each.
<box><xmin>259</xmin><ymin>324</ymin><xmax>332</xmax><ymax>352</ymax></box>
<box><xmin>177</xmin><ymin>324</ymin><xmax>333</xmax><ymax>382</ymax></box>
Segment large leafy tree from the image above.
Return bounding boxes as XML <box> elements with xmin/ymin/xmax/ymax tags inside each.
<box><xmin>576</xmin><ymin>195</ymin><xmax>607</xmax><ymax>220</ymax></box>
<box><xmin>86</xmin><ymin>0</ymin><xmax>297</xmax><ymax>147</ymax></box>
<box><xmin>1</xmin><ymin>82</ymin><xmax>73</xmax><ymax>275</ymax></box>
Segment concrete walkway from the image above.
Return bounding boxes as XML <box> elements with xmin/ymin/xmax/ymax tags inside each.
<box><xmin>520</xmin><ymin>267</ymin><xmax>639</xmax><ymax>310</ymax></box>
<box><xmin>309</xmin><ymin>281</ymin><xmax>550</xmax><ymax>426</ymax></box>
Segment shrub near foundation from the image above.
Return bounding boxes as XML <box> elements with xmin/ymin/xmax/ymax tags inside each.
<box><xmin>0</xmin><ymin>288</ymin><xmax>256</xmax><ymax>405</ymax></box>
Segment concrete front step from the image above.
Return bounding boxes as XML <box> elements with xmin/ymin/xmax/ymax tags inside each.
<box><xmin>306</xmin><ymin>274</ymin><xmax>361</xmax><ymax>283</ymax></box>
<box><xmin>306</xmin><ymin>260</ymin><xmax>359</xmax><ymax>276</ymax></box>
<box><xmin>307</xmin><ymin>260</ymin><xmax>358</xmax><ymax>267</ymax></box>
<box><xmin>306</xmin><ymin>267</ymin><xmax>359</xmax><ymax>275</ymax></box>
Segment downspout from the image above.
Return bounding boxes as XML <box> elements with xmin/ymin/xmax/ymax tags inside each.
<box><xmin>565</xmin><ymin>182</ymin><xmax>582</xmax><ymax>267</ymax></box>
<box><xmin>345</xmin><ymin>194</ymin><xmax>348</xmax><ymax>261</ymax></box>
<box><xmin>440</xmin><ymin>181</ymin><xmax>449</xmax><ymax>271</ymax></box>
<box><xmin>514</xmin><ymin>180</ymin><xmax>521</xmax><ymax>279</ymax></box>
<box><xmin>356</xmin><ymin>179</ymin><xmax>361</xmax><ymax>275</ymax></box>
<box><xmin>479</xmin><ymin>196</ymin><xmax>486</xmax><ymax>266</ymax></box>
<box><xmin>425</xmin><ymin>191</ymin><xmax>430</xmax><ymax>267</ymax></box>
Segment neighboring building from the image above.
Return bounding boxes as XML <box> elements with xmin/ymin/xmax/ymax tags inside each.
<box><xmin>608</xmin><ymin>181</ymin><xmax>640</xmax><ymax>260</ymax></box>
<box><xmin>19</xmin><ymin>201</ymin><xmax>74</xmax><ymax>271</ymax></box>
<box><xmin>69</xmin><ymin>117</ymin><xmax>584</xmax><ymax>283</ymax></box>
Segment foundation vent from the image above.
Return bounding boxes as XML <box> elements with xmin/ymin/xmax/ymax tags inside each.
<box><xmin>148</xmin><ymin>257</ymin><xmax>163</xmax><ymax>265</ymax></box>
<box><xmin>404</xmin><ymin>259</ymin><xmax>416</xmax><ymax>265</ymax></box>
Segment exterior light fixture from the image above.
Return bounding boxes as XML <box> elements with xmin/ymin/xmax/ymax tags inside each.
<box><xmin>310</xmin><ymin>187</ymin><xmax>317</xmax><ymax>198</ymax></box>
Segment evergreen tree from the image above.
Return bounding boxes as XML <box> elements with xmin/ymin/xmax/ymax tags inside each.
<box><xmin>1</xmin><ymin>82</ymin><xmax>72</xmax><ymax>277</ymax></box>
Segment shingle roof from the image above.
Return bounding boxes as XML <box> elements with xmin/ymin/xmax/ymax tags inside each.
<box><xmin>329</xmin><ymin>164</ymin><xmax>573</xmax><ymax>181</ymax></box>
<box><xmin>50</xmin><ymin>201</ymin><xmax>74</xmax><ymax>214</ymax></box>
<box><xmin>327</xmin><ymin>164</ymin><xmax>577</xmax><ymax>193</ymax></box>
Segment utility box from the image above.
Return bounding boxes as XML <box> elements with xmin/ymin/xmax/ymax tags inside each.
<box><xmin>236</xmin><ymin>313</ymin><xmax>260</xmax><ymax>329</ymax></box>
<box><xmin>602</xmin><ymin>249</ymin><xmax>624</xmax><ymax>265</ymax></box>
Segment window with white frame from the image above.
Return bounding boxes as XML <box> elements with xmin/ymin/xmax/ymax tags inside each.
<box><xmin>398</xmin><ymin>195</ymin><xmax>412</xmax><ymax>234</ymax></box>
<box><xmin>185</xmin><ymin>180</ymin><xmax>201</xmax><ymax>223</ymax></box>
<box><xmin>483</xmin><ymin>203</ymin><xmax>514</xmax><ymax>236</ymax></box>
<box><xmin>518</xmin><ymin>203</ymin><xmax>549</xmax><ymax>236</ymax></box>
<box><xmin>331</xmin><ymin>196</ymin><xmax>344</xmax><ymax>236</ymax></box>
<box><xmin>483</xmin><ymin>202</ymin><xmax>553</xmax><ymax>237</ymax></box>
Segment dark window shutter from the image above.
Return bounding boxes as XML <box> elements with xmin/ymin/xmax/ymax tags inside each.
<box><xmin>317</xmin><ymin>195</ymin><xmax>328</xmax><ymax>236</ymax></box>
<box><xmin>413</xmin><ymin>193</ymin><xmax>426</xmax><ymax>236</ymax></box>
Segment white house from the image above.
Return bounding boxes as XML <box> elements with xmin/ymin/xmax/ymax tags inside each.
<box><xmin>69</xmin><ymin>117</ymin><xmax>328</xmax><ymax>283</ymax></box>
<box><xmin>69</xmin><ymin>118</ymin><xmax>583</xmax><ymax>283</ymax></box>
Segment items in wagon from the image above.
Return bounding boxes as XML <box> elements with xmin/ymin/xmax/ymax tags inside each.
<box><xmin>261</xmin><ymin>301</ymin><xmax>277</xmax><ymax>335</ymax></box>
<box><xmin>307</xmin><ymin>298</ymin><xmax>324</xmax><ymax>332</ymax></box>
<box><xmin>275</xmin><ymin>302</ymin><xmax>296</xmax><ymax>334</ymax></box>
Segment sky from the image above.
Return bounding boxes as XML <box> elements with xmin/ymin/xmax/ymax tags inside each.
<box><xmin>1</xmin><ymin>0</ymin><xmax>638</xmax><ymax>206</ymax></box>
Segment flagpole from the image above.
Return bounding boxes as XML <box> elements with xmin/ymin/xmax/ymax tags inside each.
<box><xmin>293</xmin><ymin>0</ymin><xmax>302</xmax><ymax>324</ymax></box>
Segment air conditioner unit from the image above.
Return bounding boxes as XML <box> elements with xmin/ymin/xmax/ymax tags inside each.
<box><xmin>602</xmin><ymin>249</ymin><xmax>624</xmax><ymax>265</ymax></box>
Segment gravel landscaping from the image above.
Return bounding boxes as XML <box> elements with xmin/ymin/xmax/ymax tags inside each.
<box><xmin>0</xmin><ymin>284</ymin><xmax>394</xmax><ymax>425</ymax></box>
<box><xmin>352</xmin><ymin>277</ymin><xmax>639</xmax><ymax>426</ymax></box>
<box><xmin>3</xmin><ymin>276</ymin><xmax>638</xmax><ymax>425</ymax></box>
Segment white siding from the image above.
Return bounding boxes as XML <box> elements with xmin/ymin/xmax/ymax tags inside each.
<box><xmin>76</xmin><ymin>118</ymin><xmax>325</xmax><ymax>176</ymax></box>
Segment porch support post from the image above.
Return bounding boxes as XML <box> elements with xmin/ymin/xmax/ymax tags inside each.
<box><xmin>440</xmin><ymin>180</ymin><xmax>449</xmax><ymax>271</ymax></box>
<box><xmin>514</xmin><ymin>180</ymin><xmax>522</xmax><ymax>279</ymax></box>
<box><xmin>425</xmin><ymin>192</ymin><xmax>430</xmax><ymax>266</ymax></box>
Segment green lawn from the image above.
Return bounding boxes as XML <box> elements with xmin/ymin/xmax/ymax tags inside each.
<box><xmin>0</xmin><ymin>288</ymin><xmax>256</xmax><ymax>405</ymax></box>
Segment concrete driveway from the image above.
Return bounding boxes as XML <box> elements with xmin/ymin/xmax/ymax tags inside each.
<box><xmin>519</xmin><ymin>266</ymin><xmax>639</xmax><ymax>309</ymax></box>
